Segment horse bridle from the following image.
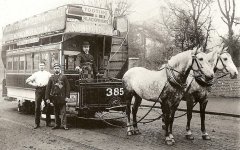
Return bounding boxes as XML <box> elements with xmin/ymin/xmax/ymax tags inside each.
<box><xmin>214</xmin><ymin>51</ymin><xmax>229</xmax><ymax>74</ymax></box>
<box><xmin>166</xmin><ymin>51</ymin><xmax>205</xmax><ymax>89</ymax></box>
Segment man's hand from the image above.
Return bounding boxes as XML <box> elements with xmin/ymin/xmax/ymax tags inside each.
<box><xmin>65</xmin><ymin>97</ymin><xmax>70</xmax><ymax>102</ymax></box>
<box><xmin>46</xmin><ymin>99</ymin><xmax>50</xmax><ymax>103</ymax></box>
<box><xmin>96</xmin><ymin>73</ymin><xmax>103</xmax><ymax>77</ymax></box>
<box><xmin>75</xmin><ymin>66</ymin><xmax>82</xmax><ymax>72</ymax></box>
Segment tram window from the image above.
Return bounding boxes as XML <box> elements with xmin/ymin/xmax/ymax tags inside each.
<box><xmin>32</xmin><ymin>42</ymin><xmax>38</xmax><ymax>47</ymax></box>
<box><xmin>50</xmin><ymin>51</ymin><xmax>59</xmax><ymax>69</ymax></box>
<box><xmin>13</xmin><ymin>56</ymin><xmax>19</xmax><ymax>71</ymax></box>
<box><xmin>13</xmin><ymin>44</ymin><xmax>17</xmax><ymax>49</ymax></box>
<box><xmin>25</xmin><ymin>54</ymin><xmax>32</xmax><ymax>73</ymax></box>
<box><xmin>64</xmin><ymin>51</ymin><xmax>80</xmax><ymax>71</ymax></box>
<box><xmin>7</xmin><ymin>57</ymin><xmax>13</xmax><ymax>70</ymax></box>
<box><xmin>41</xmin><ymin>37</ymin><xmax>50</xmax><ymax>45</ymax></box>
<box><xmin>18</xmin><ymin>45</ymin><xmax>24</xmax><ymax>49</ymax></box>
<box><xmin>9</xmin><ymin>45</ymin><xmax>13</xmax><ymax>50</ymax></box>
<box><xmin>33</xmin><ymin>53</ymin><xmax>40</xmax><ymax>71</ymax></box>
<box><xmin>3</xmin><ymin>45</ymin><xmax>9</xmax><ymax>51</ymax></box>
<box><xmin>26</xmin><ymin>43</ymin><xmax>32</xmax><ymax>47</ymax></box>
<box><xmin>51</xmin><ymin>35</ymin><xmax>62</xmax><ymax>43</ymax></box>
<box><xmin>19</xmin><ymin>55</ymin><xmax>25</xmax><ymax>71</ymax></box>
<box><xmin>41</xmin><ymin>52</ymin><xmax>50</xmax><ymax>71</ymax></box>
<box><xmin>65</xmin><ymin>56</ymin><xmax>76</xmax><ymax>70</ymax></box>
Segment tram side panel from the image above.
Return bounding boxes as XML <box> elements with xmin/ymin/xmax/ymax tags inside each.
<box><xmin>5</xmin><ymin>74</ymin><xmax>36</xmax><ymax>113</ymax></box>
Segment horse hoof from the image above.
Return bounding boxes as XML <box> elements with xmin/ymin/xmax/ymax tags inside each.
<box><xmin>127</xmin><ymin>131</ymin><xmax>133</xmax><ymax>136</ymax></box>
<box><xmin>162</xmin><ymin>125</ymin><xmax>166</xmax><ymax>130</ymax></box>
<box><xmin>134</xmin><ymin>130</ymin><xmax>141</xmax><ymax>135</ymax></box>
<box><xmin>165</xmin><ymin>140</ymin><xmax>174</xmax><ymax>146</ymax></box>
<box><xmin>185</xmin><ymin>134</ymin><xmax>194</xmax><ymax>140</ymax></box>
<box><xmin>202</xmin><ymin>135</ymin><xmax>211</xmax><ymax>140</ymax></box>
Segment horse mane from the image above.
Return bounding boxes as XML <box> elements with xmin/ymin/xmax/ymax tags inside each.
<box><xmin>168</xmin><ymin>50</ymin><xmax>192</xmax><ymax>72</ymax></box>
<box><xmin>206</xmin><ymin>48</ymin><xmax>220</xmax><ymax>68</ymax></box>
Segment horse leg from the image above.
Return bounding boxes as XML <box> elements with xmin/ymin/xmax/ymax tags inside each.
<box><xmin>132</xmin><ymin>94</ymin><xmax>142</xmax><ymax>135</ymax></box>
<box><xmin>162</xmin><ymin>101</ymin><xmax>173</xmax><ymax>145</ymax></box>
<box><xmin>125</xmin><ymin>92</ymin><xmax>133</xmax><ymax>136</ymax></box>
<box><xmin>200</xmin><ymin>99</ymin><xmax>211</xmax><ymax>140</ymax></box>
<box><xmin>185</xmin><ymin>95</ymin><xmax>195</xmax><ymax>140</ymax></box>
<box><xmin>162</xmin><ymin>114</ymin><xmax>166</xmax><ymax>130</ymax></box>
<box><xmin>169</xmin><ymin>99</ymin><xmax>181</xmax><ymax>144</ymax></box>
<box><xmin>169</xmin><ymin>110</ymin><xmax>176</xmax><ymax>144</ymax></box>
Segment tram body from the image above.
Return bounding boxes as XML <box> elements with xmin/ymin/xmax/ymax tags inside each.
<box><xmin>1</xmin><ymin>4</ymin><xmax>129</xmax><ymax>116</ymax></box>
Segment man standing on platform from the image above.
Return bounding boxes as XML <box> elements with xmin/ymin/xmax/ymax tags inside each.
<box><xmin>26</xmin><ymin>62</ymin><xmax>52</xmax><ymax>129</ymax></box>
<box><xmin>75</xmin><ymin>41</ymin><xmax>99</xmax><ymax>79</ymax></box>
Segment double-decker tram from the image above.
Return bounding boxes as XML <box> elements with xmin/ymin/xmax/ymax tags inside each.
<box><xmin>1</xmin><ymin>4</ymin><xmax>129</xmax><ymax>117</ymax></box>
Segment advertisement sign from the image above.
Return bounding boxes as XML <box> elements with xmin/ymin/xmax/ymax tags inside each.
<box><xmin>67</xmin><ymin>5</ymin><xmax>111</xmax><ymax>24</ymax></box>
<box><xmin>3</xmin><ymin>6</ymin><xmax>66</xmax><ymax>43</ymax></box>
<box><xmin>66</xmin><ymin>22</ymin><xmax>113</xmax><ymax>36</ymax></box>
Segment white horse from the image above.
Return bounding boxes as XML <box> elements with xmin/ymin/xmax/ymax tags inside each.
<box><xmin>123</xmin><ymin>47</ymin><xmax>214</xmax><ymax>145</ymax></box>
<box><xmin>183</xmin><ymin>46</ymin><xmax>238</xmax><ymax>140</ymax></box>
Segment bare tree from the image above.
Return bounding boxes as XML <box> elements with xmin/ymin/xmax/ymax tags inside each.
<box><xmin>190</xmin><ymin>0</ymin><xmax>212</xmax><ymax>47</ymax></box>
<box><xmin>203</xmin><ymin>18</ymin><xmax>212</xmax><ymax>51</ymax></box>
<box><xmin>105</xmin><ymin>0</ymin><xmax>132</xmax><ymax>17</ymax></box>
<box><xmin>166</xmin><ymin>0</ymin><xmax>213</xmax><ymax>51</ymax></box>
<box><xmin>217</xmin><ymin>0</ymin><xmax>235</xmax><ymax>42</ymax></box>
<box><xmin>217</xmin><ymin>0</ymin><xmax>239</xmax><ymax>66</ymax></box>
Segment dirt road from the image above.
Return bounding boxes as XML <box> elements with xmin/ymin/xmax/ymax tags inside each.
<box><xmin>0</xmin><ymin>98</ymin><xmax>239</xmax><ymax>150</ymax></box>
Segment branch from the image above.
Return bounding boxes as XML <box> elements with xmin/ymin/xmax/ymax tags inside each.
<box><xmin>224</xmin><ymin>0</ymin><xmax>230</xmax><ymax>19</ymax></box>
<box><xmin>191</xmin><ymin>0</ymin><xmax>196</xmax><ymax>20</ymax></box>
<box><xmin>221</xmin><ymin>17</ymin><xmax>228</xmax><ymax>24</ymax></box>
<box><xmin>217</xmin><ymin>0</ymin><xmax>228</xmax><ymax>19</ymax></box>
<box><xmin>231</xmin><ymin>0</ymin><xmax>236</xmax><ymax>25</ymax></box>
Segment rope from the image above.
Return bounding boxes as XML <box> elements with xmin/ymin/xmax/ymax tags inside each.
<box><xmin>174</xmin><ymin>102</ymin><xmax>198</xmax><ymax>119</ymax></box>
<box><xmin>216</xmin><ymin>72</ymin><xmax>230</xmax><ymax>79</ymax></box>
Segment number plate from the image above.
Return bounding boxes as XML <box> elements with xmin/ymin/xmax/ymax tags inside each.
<box><xmin>106</xmin><ymin>87</ymin><xmax>124</xmax><ymax>96</ymax></box>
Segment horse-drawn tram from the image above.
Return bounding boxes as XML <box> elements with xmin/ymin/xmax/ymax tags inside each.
<box><xmin>1</xmin><ymin>4</ymin><xmax>129</xmax><ymax>117</ymax></box>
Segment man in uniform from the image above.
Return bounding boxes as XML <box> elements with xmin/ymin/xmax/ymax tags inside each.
<box><xmin>75</xmin><ymin>41</ymin><xmax>99</xmax><ymax>79</ymax></box>
<box><xmin>26</xmin><ymin>62</ymin><xmax>52</xmax><ymax>129</ymax></box>
<box><xmin>45</xmin><ymin>63</ymin><xmax>70</xmax><ymax>130</ymax></box>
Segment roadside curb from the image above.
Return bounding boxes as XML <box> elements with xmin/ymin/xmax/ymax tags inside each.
<box><xmin>139</xmin><ymin>104</ymin><xmax>240</xmax><ymax>118</ymax></box>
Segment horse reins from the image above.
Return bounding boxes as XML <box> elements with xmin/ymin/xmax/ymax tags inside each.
<box><xmin>165</xmin><ymin>51</ymin><xmax>205</xmax><ymax>90</ymax></box>
<box><xmin>97</xmin><ymin>51</ymin><xmax>208</xmax><ymax>127</ymax></box>
<box><xmin>135</xmin><ymin>52</ymin><xmax>203</xmax><ymax>123</ymax></box>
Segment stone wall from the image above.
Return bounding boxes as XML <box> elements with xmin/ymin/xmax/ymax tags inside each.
<box><xmin>210</xmin><ymin>67</ymin><xmax>240</xmax><ymax>97</ymax></box>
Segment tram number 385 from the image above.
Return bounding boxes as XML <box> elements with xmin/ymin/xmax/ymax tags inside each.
<box><xmin>106</xmin><ymin>88</ymin><xmax>124</xmax><ymax>96</ymax></box>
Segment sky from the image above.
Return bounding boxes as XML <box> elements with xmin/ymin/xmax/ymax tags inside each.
<box><xmin>0</xmin><ymin>0</ymin><xmax>239</xmax><ymax>46</ymax></box>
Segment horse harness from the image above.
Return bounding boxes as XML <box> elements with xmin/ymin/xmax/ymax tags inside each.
<box><xmin>214</xmin><ymin>51</ymin><xmax>231</xmax><ymax>79</ymax></box>
<box><xmin>195</xmin><ymin>50</ymin><xmax>230</xmax><ymax>87</ymax></box>
<box><xmin>165</xmin><ymin>52</ymin><xmax>205</xmax><ymax>90</ymax></box>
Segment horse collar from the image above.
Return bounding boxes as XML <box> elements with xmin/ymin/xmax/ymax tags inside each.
<box><xmin>165</xmin><ymin>64</ymin><xmax>187</xmax><ymax>90</ymax></box>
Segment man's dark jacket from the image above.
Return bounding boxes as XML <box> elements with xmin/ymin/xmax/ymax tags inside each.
<box><xmin>76</xmin><ymin>53</ymin><xmax>97</xmax><ymax>75</ymax></box>
<box><xmin>45</xmin><ymin>73</ymin><xmax>70</xmax><ymax>104</ymax></box>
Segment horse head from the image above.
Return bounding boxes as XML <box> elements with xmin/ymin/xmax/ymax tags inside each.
<box><xmin>167</xmin><ymin>47</ymin><xmax>214</xmax><ymax>87</ymax></box>
<box><xmin>214</xmin><ymin>47</ymin><xmax>238</xmax><ymax>79</ymax></box>
<box><xmin>189</xmin><ymin>47</ymin><xmax>214</xmax><ymax>82</ymax></box>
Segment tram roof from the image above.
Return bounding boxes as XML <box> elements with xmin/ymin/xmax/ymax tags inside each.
<box><xmin>2</xmin><ymin>4</ymin><xmax>113</xmax><ymax>45</ymax></box>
